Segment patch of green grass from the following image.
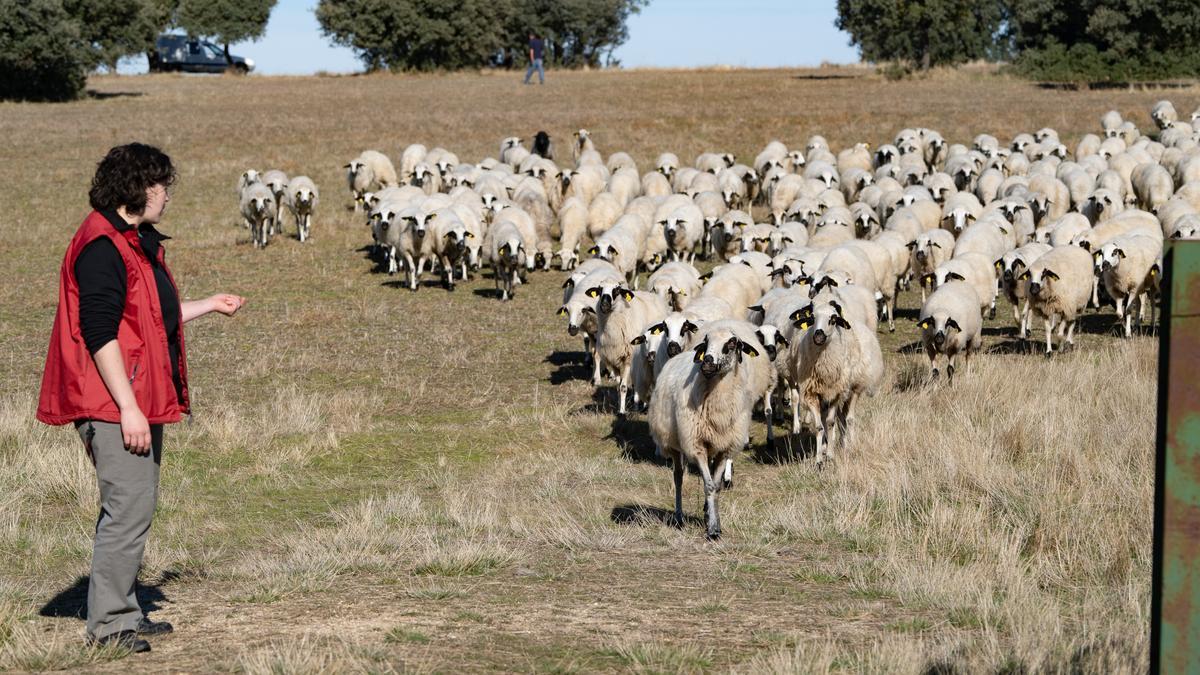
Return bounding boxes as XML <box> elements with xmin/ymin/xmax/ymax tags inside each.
<box><xmin>384</xmin><ymin>626</ymin><xmax>430</xmax><ymax>645</ymax></box>
<box><xmin>413</xmin><ymin>551</ymin><xmax>510</xmax><ymax>577</ymax></box>
<box><xmin>403</xmin><ymin>585</ymin><xmax>463</xmax><ymax>601</ymax></box>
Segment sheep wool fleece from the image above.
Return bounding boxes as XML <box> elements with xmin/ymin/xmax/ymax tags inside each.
<box><xmin>76</xmin><ymin>419</ymin><xmax>163</xmax><ymax>641</ymax></box>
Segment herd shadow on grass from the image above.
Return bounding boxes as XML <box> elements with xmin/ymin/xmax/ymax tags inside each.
<box><xmin>39</xmin><ymin>572</ymin><xmax>177</xmax><ymax>621</ymax></box>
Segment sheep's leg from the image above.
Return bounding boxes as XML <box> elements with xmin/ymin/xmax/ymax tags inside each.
<box><xmin>617</xmin><ymin>362</ymin><xmax>631</xmax><ymax>416</ymax></box>
<box><xmin>926</xmin><ymin>343</ymin><xmax>939</xmax><ymax>381</ymax></box>
<box><xmin>1044</xmin><ymin>317</ymin><xmax>1054</xmax><ymax>356</ymax></box>
<box><xmin>1123</xmin><ymin>299</ymin><xmax>1133</xmax><ymax>338</ymax></box>
<box><xmin>721</xmin><ymin>458</ymin><xmax>734</xmax><ymax>491</ymax></box>
<box><xmin>820</xmin><ymin>402</ymin><xmax>839</xmax><ymax>463</ymax></box>
<box><xmin>405</xmin><ymin>253</ymin><xmax>418</xmax><ymax>290</ymax></box>
<box><xmin>1012</xmin><ymin>301</ymin><xmax>1022</xmax><ymax>333</ymax></box>
<box><xmin>591</xmin><ymin>355</ymin><xmax>602</xmax><ymax>387</ymax></box>
<box><xmin>840</xmin><ymin>395</ymin><xmax>857</xmax><ymax>451</ymax></box>
<box><xmin>1066</xmin><ymin>319</ymin><xmax>1078</xmax><ymax>349</ymax></box>
<box><xmin>1091</xmin><ymin>277</ymin><xmax>1100</xmax><ymax>310</ymax></box>
<box><xmin>672</xmin><ymin>455</ymin><xmax>685</xmax><ymax>528</ymax></box>
<box><xmin>764</xmin><ymin>387</ymin><xmax>775</xmax><ymax>443</ymax></box>
<box><xmin>947</xmin><ymin>354</ymin><xmax>956</xmax><ymax>384</ymax></box>
<box><xmin>696</xmin><ymin>460</ymin><xmax>721</xmax><ymax>540</ymax></box>
<box><xmin>790</xmin><ymin>387</ymin><xmax>802</xmax><ymax>436</ymax></box>
<box><xmin>886</xmin><ymin>295</ymin><xmax>896</xmax><ymax>333</ymax></box>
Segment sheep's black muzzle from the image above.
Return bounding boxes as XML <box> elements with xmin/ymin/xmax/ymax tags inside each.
<box><xmin>1101</xmin><ymin>261</ymin><xmax>1112</xmax><ymax>272</ymax></box>
<box><xmin>598</xmin><ymin>296</ymin><xmax>613</xmax><ymax>314</ymax></box>
<box><xmin>665</xmin><ymin>228</ymin><xmax>677</xmax><ymax>242</ymax></box>
<box><xmin>666</xmin><ymin>342</ymin><xmax>682</xmax><ymax>358</ymax></box>
<box><xmin>934</xmin><ymin>331</ymin><xmax>946</xmax><ymax>346</ymax></box>
<box><xmin>812</xmin><ymin>329</ymin><xmax>828</xmax><ymax>346</ymax></box>
<box><xmin>1030</xmin><ymin>282</ymin><xmax>1042</xmax><ymax>296</ymax></box>
<box><xmin>700</xmin><ymin>356</ymin><xmax>718</xmax><ymax>377</ymax></box>
<box><xmin>567</xmin><ymin>324</ymin><xmax>580</xmax><ymax>337</ymax></box>
<box><xmin>916</xmin><ymin>250</ymin><xmax>927</xmax><ymax>262</ymax></box>
<box><xmin>765</xmin><ymin>345</ymin><xmax>777</xmax><ymax>361</ymax></box>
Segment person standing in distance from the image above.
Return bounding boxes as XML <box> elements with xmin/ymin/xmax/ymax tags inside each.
<box><xmin>36</xmin><ymin>143</ymin><xmax>246</xmax><ymax>654</ymax></box>
<box><xmin>523</xmin><ymin>32</ymin><xmax>545</xmax><ymax>85</ymax></box>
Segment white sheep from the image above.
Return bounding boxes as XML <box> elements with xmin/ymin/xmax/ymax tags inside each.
<box><xmin>1021</xmin><ymin>245</ymin><xmax>1095</xmax><ymax>355</ymax></box>
<box><xmin>260</xmin><ymin>170</ymin><xmax>289</xmax><ymax>236</ymax></box>
<box><xmin>345</xmin><ymin>151</ymin><xmax>398</xmax><ymax>210</ymax></box>
<box><xmin>918</xmin><ymin>281</ymin><xmax>983</xmax><ymax>383</ymax></box>
<box><xmin>558</xmin><ymin>263</ymin><xmax>625</xmax><ymax>368</ymax></box>
<box><xmin>240</xmin><ymin>182</ymin><xmax>276</xmax><ymax>249</ymax></box>
<box><xmin>556</xmin><ymin>196</ymin><xmax>588</xmax><ymax>270</ymax></box>
<box><xmin>909</xmin><ymin>229</ymin><xmax>955</xmax><ymax>302</ymax></box>
<box><xmin>998</xmin><ymin>242</ymin><xmax>1052</xmax><ymax>338</ymax></box>
<box><xmin>1152</xmin><ymin>100</ymin><xmax>1179</xmax><ymax>130</ymax></box>
<box><xmin>655</xmin><ymin>152</ymin><xmax>680</xmax><ymax>180</ymax></box>
<box><xmin>592</xmin><ymin>284</ymin><xmax>669</xmax><ymax>415</ymax></box>
<box><xmin>649</xmin><ymin>319</ymin><xmax>771</xmax><ymax>539</ymax></box>
<box><xmin>284</xmin><ymin>175</ymin><xmax>319</xmax><ymax>243</ymax></box>
<box><xmin>590</xmin><ymin>216</ymin><xmax>646</xmax><ymax>287</ymax></box>
<box><xmin>646</xmin><ymin>261</ymin><xmax>703</xmax><ymax>311</ymax></box>
<box><xmin>489</xmin><ymin>220</ymin><xmax>528</xmax><ymax>301</ymax></box>
<box><xmin>587</xmin><ymin>191</ymin><xmax>624</xmax><ymax>240</ymax></box>
<box><xmin>1097</xmin><ymin>234</ymin><xmax>1162</xmax><ymax>337</ymax></box>
<box><xmin>572</xmin><ymin>129</ymin><xmax>596</xmax><ymax>163</ymax></box>
<box><xmin>396</xmin><ymin>205</ymin><xmax>439</xmax><ymax>291</ymax></box>
<box><xmin>661</xmin><ymin>203</ymin><xmax>705</xmax><ymax>262</ymax></box>
<box><xmin>1131</xmin><ymin>162</ymin><xmax>1175</xmax><ymax>212</ymax></box>
<box><xmin>788</xmin><ymin>298</ymin><xmax>884</xmax><ymax>465</ymax></box>
<box><xmin>926</xmin><ymin>252</ymin><xmax>997</xmax><ymax>317</ymax></box>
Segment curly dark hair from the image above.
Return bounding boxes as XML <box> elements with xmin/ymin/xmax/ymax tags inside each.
<box><xmin>88</xmin><ymin>143</ymin><xmax>177</xmax><ymax>215</ymax></box>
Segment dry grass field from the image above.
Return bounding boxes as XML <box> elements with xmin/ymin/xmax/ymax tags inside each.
<box><xmin>0</xmin><ymin>66</ymin><xmax>1186</xmax><ymax>672</ymax></box>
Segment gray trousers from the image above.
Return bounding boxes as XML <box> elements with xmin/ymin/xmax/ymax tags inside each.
<box><xmin>75</xmin><ymin>420</ymin><xmax>162</xmax><ymax>640</ymax></box>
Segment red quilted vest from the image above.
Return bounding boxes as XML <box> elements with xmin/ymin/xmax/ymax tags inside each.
<box><xmin>36</xmin><ymin>210</ymin><xmax>190</xmax><ymax>425</ymax></box>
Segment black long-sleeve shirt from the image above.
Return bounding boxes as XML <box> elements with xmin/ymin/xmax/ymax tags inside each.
<box><xmin>74</xmin><ymin>210</ymin><xmax>182</xmax><ymax>403</ymax></box>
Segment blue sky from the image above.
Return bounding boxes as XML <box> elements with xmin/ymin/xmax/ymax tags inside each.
<box><xmin>121</xmin><ymin>0</ymin><xmax>860</xmax><ymax>75</ymax></box>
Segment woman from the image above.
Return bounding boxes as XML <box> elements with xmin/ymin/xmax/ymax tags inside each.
<box><xmin>37</xmin><ymin>143</ymin><xmax>245</xmax><ymax>654</ymax></box>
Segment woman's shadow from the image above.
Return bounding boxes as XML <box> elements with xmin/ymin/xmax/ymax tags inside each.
<box><xmin>39</xmin><ymin>573</ymin><xmax>173</xmax><ymax>620</ymax></box>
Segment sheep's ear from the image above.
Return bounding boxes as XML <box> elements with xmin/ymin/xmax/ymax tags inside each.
<box><xmin>562</xmin><ymin>278</ymin><xmax>575</xmax><ymax>289</ymax></box>
<box><xmin>1115</xmin><ymin>248</ymin><xmax>1126</xmax><ymax>259</ymax></box>
<box><xmin>947</xmin><ymin>272</ymin><xmax>966</xmax><ymax>281</ymax></box>
<box><xmin>1045</xmin><ymin>270</ymin><xmax>1060</xmax><ymax>281</ymax></box>
<box><xmin>946</xmin><ymin>317</ymin><xmax>961</xmax><ymax>332</ymax></box>
<box><xmin>739</xmin><ymin>341</ymin><xmax>759</xmax><ymax>357</ymax></box>
<box><xmin>699</xmin><ymin>271</ymin><xmax>714</xmax><ymax>281</ymax></box>
<box><xmin>581</xmin><ymin>306</ymin><xmax>596</xmax><ymax>314</ymax></box>
<box><xmin>918</xmin><ymin>318</ymin><xmax>932</xmax><ymax>330</ymax></box>
<box><xmin>931</xmin><ymin>241</ymin><xmax>942</xmax><ymax>249</ymax></box>
<box><xmin>619</xmin><ymin>289</ymin><xmax>635</xmax><ymax>302</ymax></box>
<box><xmin>681</xmin><ymin>320</ymin><xmax>699</xmax><ymax>335</ymax></box>
<box><xmin>832</xmin><ymin>315</ymin><xmax>852</xmax><ymax>329</ymax></box>
<box><xmin>769</xmin><ymin>268</ymin><xmax>788</xmax><ymax>278</ymax></box>
<box><xmin>994</xmin><ymin>259</ymin><xmax>1004</xmax><ymax>271</ymax></box>
<box><xmin>1018</xmin><ymin>270</ymin><xmax>1031</xmax><ymax>281</ymax></box>
<box><xmin>747</xmin><ymin>305</ymin><xmax>764</xmax><ymax>314</ymax></box>
<box><xmin>630</xmin><ymin>335</ymin><xmax>646</xmax><ymax>345</ymax></box>
<box><xmin>556</xmin><ymin>306</ymin><xmax>567</xmax><ymax>316</ymax></box>
<box><xmin>588</xmin><ymin>245</ymin><xmax>600</xmax><ymax>255</ymax></box>
<box><xmin>789</xmin><ymin>306</ymin><xmax>813</xmax><ymax>322</ymax></box>
<box><xmin>1078</xmin><ymin>241</ymin><xmax>1091</xmax><ymax>251</ymax></box>
<box><xmin>777</xmin><ymin>334</ymin><xmax>790</xmax><ymax>348</ymax></box>
<box><xmin>906</xmin><ymin>241</ymin><xmax>917</xmax><ymax>250</ymax></box>
<box><xmin>1150</xmin><ymin>263</ymin><xmax>1160</xmax><ymax>277</ymax></box>
<box><xmin>343</xmin><ymin>163</ymin><xmax>352</xmax><ymax>169</ymax></box>
<box><xmin>649</xmin><ymin>322</ymin><xmax>666</xmax><ymax>335</ymax></box>
<box><xmin>693</xmin><ymin>342</ymin><xmax>708</xmax><ymax>362</ymax></box>
<box><xmin>585</xmin><ymin>286</ymin><xmax>601</xmax><ymax>298</ymax></box>
<box><xmin>829</xmin><ymin>300</ymin><xmax>844</xmax><ymax>316</ymax></box>
<box><xmin>465</xmin><ymin>231</ymin><xmax>475</xmax><ymax>239</ymax></box>
<box><xmin>740</xmin><ymin>260</ymin><xmax>753</xmax><ymax>268</ymax></box>
<box><xmin>795</xmin><ymin>276</ymin><xmax>810</xmax><ymax>286</ymax></box>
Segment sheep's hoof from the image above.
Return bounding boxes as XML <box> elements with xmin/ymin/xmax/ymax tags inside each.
<box><xmin>722</xmin><ymin>475</ymin><xmax>734</xmax><ymax>491</ymax></box>
<box><xmin>705</xmin><ymin>528</ymin><xmax>722</xmax><ymax>542</ymax></box>
<box><xmin>1044</xmin><ymin>349</ymin><xmax>1053</xmax><ymax>358</ymax></box>
<box><xmin>988</xmin><ymin>307</ymin><xmax>997</xmax><ymax>320</ymax></box>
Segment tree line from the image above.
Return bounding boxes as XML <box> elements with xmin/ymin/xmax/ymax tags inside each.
<box><xmin>0</xmin><ymin>0</ymin><xmax>645</xmax><ymax>101</ymax></box>
<box><xmin>835</xmin><ymin>0</ymin><xmax>1200</xmax><ymax>81</ymax></box>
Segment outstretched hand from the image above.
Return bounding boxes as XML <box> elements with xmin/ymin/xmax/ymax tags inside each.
<box><xmin>209</xmin><ymin>293</ymin><xmax>246</xmax><ymax>316</ymax></box>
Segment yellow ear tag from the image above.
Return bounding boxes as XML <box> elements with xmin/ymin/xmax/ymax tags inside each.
<box><xmin>799</xmin><ymin>321</ymin><xmax>810</xmax><ymax>330</ymax></box>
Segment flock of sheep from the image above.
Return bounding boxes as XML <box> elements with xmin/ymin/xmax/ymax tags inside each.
<box><xmin>237</xmin><ymin>169</ymin><xmax>320</xmax><ymax>248</ymax></box>
<box><xmin>248</xmin><ymin>99</ymin><xmax>1191</xmax><ymax>539</ymax></box>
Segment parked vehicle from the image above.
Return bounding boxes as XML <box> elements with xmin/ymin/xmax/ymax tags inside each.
<box><xmin>149</xmin><ymin>35</ymin><xmax>255</xmax><ymax>74</ymax></box>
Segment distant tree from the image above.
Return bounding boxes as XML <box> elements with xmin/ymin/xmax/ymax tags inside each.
<box><xmin>507</xmin><ymin>0</ymin><xmax>648</xmax><ymax>68</ymax></box>
<box><xmin>316</xmin><ymin>0</ymin><xmax>644</xmax><ymax>71</ymax></box>
<box><xmin>176</xmin><ymin>0</ymin><xmax>275</xmax><ymax>65</ymax></box>
<box><xmin>0</xmin><ymin>0</ymin><xmax>90</xmax><ymax>101</ymax></box>
<box><xmin>1006</xmin><ymin>0</ymin><xmax>1200</xmax><ymax>80</ymax></box>
<box><xmin>63</xmin><ymin>0</ymin><xmax>166</xmax><ymax>72</ymax></box>
<box><xmin>316</xmin><ymin>0</ymin><xmax>515</xmax><ymax>72</ymax></box>
<box><xmin>834</xmin><ymin>0</ymin><xmax>1007</xmax><ymax>70</ymax></box>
